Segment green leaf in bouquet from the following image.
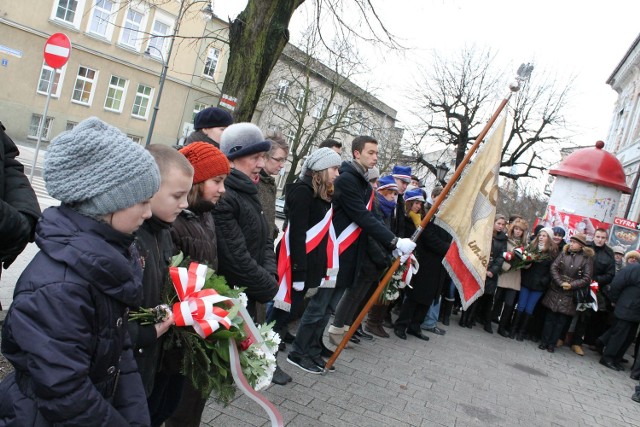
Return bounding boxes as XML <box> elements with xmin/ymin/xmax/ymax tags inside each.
<box><xmin>170</xmin><ymin>251</ymin><xmax>184</xmax><ymax>267</ymax></box>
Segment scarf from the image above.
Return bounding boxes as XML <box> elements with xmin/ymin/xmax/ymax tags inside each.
<box><xmin>376</xmin><ymin>193</ymin><xmax>396</xmax><ymax>218</ymax></box>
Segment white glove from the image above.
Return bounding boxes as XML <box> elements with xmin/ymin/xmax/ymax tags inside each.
<box><xmin>292</xmin><ymin>281</ymin><xmax>305</xmax><ymax>291</ymax></box>
<box><xmin>400</xmin><ymin>253</ymin><xmax>410</xmax><ymax>264</ymax></box>
<box><xmin>396</xmin><ymin>238</ymin><xmax>416</xmax><ymax>254</ymax></box>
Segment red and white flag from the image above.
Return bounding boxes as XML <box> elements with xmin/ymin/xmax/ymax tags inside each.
<box><xmin>435</xmin><ymin>115</ymin><xmax>507</xmax><ymax>309</ymax></box>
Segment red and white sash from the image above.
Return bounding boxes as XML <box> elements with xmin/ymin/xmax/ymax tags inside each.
<box><xmin>274</xmin><ymin>208</ymin><xmax>333</xmax><ymax>311</ymax></box>
<box><xmin>322</xmin><ymin>191</ymin><xmax>375</xmax><ymax>288</ymax></box>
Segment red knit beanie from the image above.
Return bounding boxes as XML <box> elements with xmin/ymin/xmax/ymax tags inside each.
<box><xmin>179</xmin><ymin>142</ymin><xmax>230</xmax><ymax>184</ymax></box>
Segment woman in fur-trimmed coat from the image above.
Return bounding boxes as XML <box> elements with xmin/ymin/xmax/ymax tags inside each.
<box><xmin>539</xmin><ymin>232</ymin><xmax>594</xmax><ymax>353</ymax></box>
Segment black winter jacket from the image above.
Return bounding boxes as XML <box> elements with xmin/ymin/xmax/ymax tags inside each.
<box><xmin>212</xmin><ymin>169</ymin><xmax>278</xmax><ymax>303</ymax></box>
<box><xmin>520</xmin><ymin>251</ymin><xmax>555</xmax><ymax>292</ymax></box>
<box><xmin>129</xmin><ymin>216</ymin><xmax>174</xmax><ymax>396</ymax></box>
<box><xmin>184</xmin><ymin>130</ymin><xmax>218</xmax><ymax>147</ymax></box>
<box><xmin>0</xmin><ymin>206</ymin><xmax>149</xmax><ymax>426</ymax></box>
<box><xmin>282</xmin><ymin>176</ymin><xmax>331</xmax><ymax>289</ymax></box>
<box><xmin>485</xmin><ymin>231</ymin><xmax>507</xmax><ymax>295</ymax></box>
<box><xmin>171</xmin><ymin>203</ymin><xmax>218</xmax><ymax>270</ymax></box>
<box><xmin>608</xmin><ymin>263</ymin><xmax>640</xmax><ymax>322</ymax></box>
<box><xmin>332</xmin><ymin>161</ymin><xmax>396</xmax><ymax>288</ymax></box>
<box><xmin>589</xmin><ymin>243</ymin><xmax>616</xmax><ymax>287</ymax></box>
<box><xmin>0</xmin><ymin>123</ymin><xmax>41</xmax><ymax>276</ymax></box>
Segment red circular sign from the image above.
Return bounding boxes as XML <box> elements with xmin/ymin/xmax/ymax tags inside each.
<box><xmin>43</xmin><ymin>33</ymin><xmax>71</xmax><ymax>69</ymax></box>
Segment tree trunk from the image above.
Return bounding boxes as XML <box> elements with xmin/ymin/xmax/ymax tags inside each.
<box><xmin>221</xmin><ymin>0</ymin><xmax>305</xmax><ymax>122</ymax></box>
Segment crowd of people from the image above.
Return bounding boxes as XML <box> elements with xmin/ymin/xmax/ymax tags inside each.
<box><xmin>1</xmin><ymin>106</ymin><xmax>640</xmax><ymax>425</ymax></box>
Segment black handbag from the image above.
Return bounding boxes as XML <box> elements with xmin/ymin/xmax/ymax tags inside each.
<box><xmin>573</xmin><ymin>286</ymin><xmax>593</xmax><ymax>305</ymax></box>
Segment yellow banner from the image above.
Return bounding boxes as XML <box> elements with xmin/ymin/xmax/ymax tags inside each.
<box><xmin>435</xmin><ymin>115</ymin><xmax>506</xmax><ymax>307</ymax></box>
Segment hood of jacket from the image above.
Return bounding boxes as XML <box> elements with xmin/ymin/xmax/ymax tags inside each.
<box><xmin>562</xmin><ymin>244</ymin><xmax>595</xmax><ymax>257</ymax></box>
<box><xmin>35</xmin><ymin>205</ymin><xmax>143</xmax><ymax>305</ymax></box>
<box><xmin>338</xmin><ymin>160</ymin><xmax>368</xmax><ymax>185</ymax></box>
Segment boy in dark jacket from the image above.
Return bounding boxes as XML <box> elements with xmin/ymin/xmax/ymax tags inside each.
<box><xmin>129</xmin><ymin>145</ymin><xmax>194</xmax><ymax>426</ymax></box>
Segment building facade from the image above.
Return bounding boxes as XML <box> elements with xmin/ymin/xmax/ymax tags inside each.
<box><xmin>605</xmin><ymin>33</ymin><xmax>640</xmax><ymax>220</ymax></box>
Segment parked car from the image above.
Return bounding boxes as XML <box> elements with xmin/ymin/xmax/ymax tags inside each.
<box><xmin>275</xmin><ymin>195</ymin><xmax>286</xmax><ymax>219</ymax></box>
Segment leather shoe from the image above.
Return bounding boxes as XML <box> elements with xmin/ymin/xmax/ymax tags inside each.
<box><xmin>600</xmin><ymin>358</ymin><xmax>620</xmax><ymax>371</ymax></box>
<box><xmin>632</xmin><ymin>392</ymin><xmax>640</xmax><ymax>403</ymax></box>
<box><xmin>423</xmin><ymin>326</ymin><xmax>446</xmax><ymax>335</ymax></box>
<box><xmin>614</xmin><ymin>362</ymin><xmax>625</xmax><ymax>371</ymax></box>
<box><xmin>538</xmin><ymin>343</ymin><xmax>548</xmax><ymax>350</ymax></box>
<box><xmin>571</xmin><ymin>345</ymin><xmax>584</xmax><ymax>356</ymax></box>
<box><xmin>320</xmin><ymin>342</ymin><xmax>334</xmax><ymax>358</ymax></box>
<box><xmin>407</xmin><ymin>329</ymin><xmax>430</xmax><ymax>341</ymax></box>
<box><xmin>271</xmin><ymin>365</ymin><xmax>292</xmax><ymax>384</ymax></box>
<box><xmin>355</xmin><ymin>326</ymin><xmax>374</xmax><ymax>340</ymax></box>
<box><xmin>394</xmin><ymin>329</ymin><xmax>407</xmax><ymax>340</ymax></box>
<box><xmin>283</xmin><ymin>331</ymin><xmax>296</xmax><ymax>344</ymax></box>
<box><xmin>630</xmin><ymin>374</ymin><xmax>640</xmax><ymax>381</ymax></box>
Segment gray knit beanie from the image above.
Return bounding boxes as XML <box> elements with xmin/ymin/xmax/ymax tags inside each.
<box><xmin>44</xmin><ymin>117</ymin><xmax>160</xmax><ymax>217</ymax></box>
<box><xmin>220</xmin><ymin>123</ymin><xmax>271</xmax><ymax>161</ymax></box>
<box><xmin>367</xmin><ymin>166</ymin><xmax>380</xmax><ymax>182</ymax></box>
<box><xmin>299</xmin><ymin>147</ymin><xmax>342</xmax><ymax>179</ymax></box>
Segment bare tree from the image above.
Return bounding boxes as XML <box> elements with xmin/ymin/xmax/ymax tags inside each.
<box><xmin>497</xmin><ymin>180</ymin><xmax>548</xmax><ymax>228</ymax></box>
<box><xmin>258</xmin><ymin>26</ymin><xmax>402</xmax><ymax>184</ymax></box>
<box><xmin>221</xmin><ymin>0</ymin><xmax>401</xmax><ymax>122</ymax></box>
<box><xmin>411</xmin><ymin>46</ymin><xmax>574</xmax><ymax>182</ymax></box>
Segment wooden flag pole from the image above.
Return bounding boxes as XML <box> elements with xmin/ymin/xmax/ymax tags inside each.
<box><xmin>325</xmin><ymin>66</ymin><xmax>533</xmax><ymax>370</ymax></box>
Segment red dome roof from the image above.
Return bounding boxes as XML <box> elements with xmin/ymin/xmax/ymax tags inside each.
<box><xmin>549</xmin><ymin>141</ymin><xmax>631</xmax><ymax>193</ymax></box>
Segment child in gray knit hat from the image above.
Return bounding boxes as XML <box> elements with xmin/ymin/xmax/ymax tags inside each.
<box><xmin>0</xmin><ymin>117</ymin><xmax>158</xmax><ymax>425</ymax></box>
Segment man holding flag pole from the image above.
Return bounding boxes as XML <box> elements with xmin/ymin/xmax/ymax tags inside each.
<box><xmin>326</xmin><ymin>63</ymin><xmax>535</xmax><ymax>370</ymax></box>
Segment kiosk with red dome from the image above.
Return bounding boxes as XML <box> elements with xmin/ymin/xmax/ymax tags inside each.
<box><xmin>540</xmin><ymin>141</ymin><xmax>633</xmax><ymax>247</ymax></box>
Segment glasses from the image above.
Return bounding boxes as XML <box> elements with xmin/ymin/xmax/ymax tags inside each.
<box><xmin>269</xmin><ymin>156</ymin><xmax>287</xmax><ymax>164</ymax></box>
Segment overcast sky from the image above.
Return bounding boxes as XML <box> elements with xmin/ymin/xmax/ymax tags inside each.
<box><xmin>216</xmin><ymin>0</ymin><xmax>639</xmax><ymax>146</ymax></box>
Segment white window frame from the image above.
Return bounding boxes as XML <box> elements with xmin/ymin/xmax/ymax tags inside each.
<box><xmin>132</xmin><ymin>83</ymin><xmax>154</xmax><ymax>119</ymax></box>
<box><xmin>87</xmin><ymin>0</ymin><xmax>117</xmax><ymax>39</ymax></box>
<box><xmin>28</xmin><ymin>114</ymin><xmax>54</xmax><ymax>141</ymax></box>
<box><xmin>147</xmin><ymin>10</ymin><xmax>174</xmax><ymax>59</ymax></box>
<box><xmin>37</xmin><ymin>62</ymin><xmax>66</xmax><ymax>98</ymax></box>
<box><xmin>202</xmin><ymin>47</ymin><xmax>220</xmax><ymax>79</ymax></box>
<box><xmin>312</xmin><ymin>96</ymin><xmax>327</xmax><ymax>119</ymax></box>
<box><xmin>275</xmin><ymin>80</ymin><xmax>289</xmax><ymax>104</ymax></box>
<box><xmin>118</xmin><ymin>4</ymin><xmax>148</xmax><ymax>51</ymax></box>
<box><xmin>104</xmin><ymin>75</ymin><xmax>128</xmax><ymax>113</ymax></box>
<box><xmin>295</xmin><ymin>89</ymin><xmax>305</xmax><ymax>112</ymax></box>
<box><xmin>192</xmin><ymin>102</ymin><xmax>208</xmax><ymax>122</ymax></box>
<box><xmin>329</xmin><ymin>104</ymin><xmax>341</xmax><ymax>125</ymax></box>
<box><xmin>128</xmin><ymin>134</ymin><xmax>143</xmax><ymax>145</ymax></box>
<box><xmin>71</xmin><ymin>65</ymin><xmax>98</xmax><ymax>106</ymax></box>
<box><xmin>50</xmin><ymin>0</ymin><xmax>87</xmax><ymax>29</ymax></box>
<box><xmin>66</xmin><ymin>121</ymin><xmax>78</xmax><ymax>131</ymax></box>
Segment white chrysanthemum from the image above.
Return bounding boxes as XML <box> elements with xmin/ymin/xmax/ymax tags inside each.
<box><xmin>238</xmin><ymin>293</ymin><xmax>248</xmax><ymax>307</ymax></box>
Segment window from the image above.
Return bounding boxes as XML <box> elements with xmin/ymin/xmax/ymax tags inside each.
<box><xmin>343</xmin><ymin>110</ymin><xmax>352</xmax><ymax>127</ymax></box>
<box><xmin>72</xmin><ymin>66</ymin><xmax>98</xmax><ymax>105</ymax></box>
<box><xmin>295</xmin><ymin>89</ymin><xmax>305</xmax><ymax>112</ymax></box>
<box><xmin>52</xmin><ymin>0</ymin><xmax>86</xmax><ymax>28</ymax></box>
<box><xmin>128</xmin><ymin>134</ymin><xmax>143</xmax><ymax>144</ymax></box>
<box><xmin>202</xmin><ymin>48</ymin><xmax>220</xmax><ymax>79</ymax></box>
<box><xmin>120</xmin><ymin>8</ymin><xmax>145</xmax><ymax>49</ymax></box>
<box><xmin>132</xmin><ymin>83</ymin><xmax>153</xmax><ymax>119</ymax></box>
<box><xmin>329</xmin><ymin>104</ymin><xmax>341</xmax><ymax>125</ymax></box>
<box><xmin>88</xmin><ymin>0</ymin><xmax>115</xmax><ymax>38</ymax></box>
<box><xmin>192</xmin><ymin>102</ymin><xmax>208</xmax><ymax>121</ymax></box>
<box><xmin>275</xmin><ymin>80</ymin><xmax>289</xmax><ymax>103</ymax></box>
<box><xmin>28</xmin><ymin>114</ymin><xmax>54</xmax><ymax>141</ymax></box>
<box><xmin>148</xmin><ymin>19</ymin><xmax>171</xmax><ymax>58</ymax></box>
<box><xmin>352</xmin><ymin>111</ymin><xmax>363</xmax><ymax>134</ymax></box>
<box><xmin>37</xmin><ymin>63</ymin><xmax>65</xmax><ymax>98</ymax></box>
<box><xmin>312</xmin><ymin>97</ymin><xmax>327</xmax><ymax>119</ymax></box>
<box><xmin>104</xmin><ymin>75</ymin><xmax>128</xmax><ymax>112</ymax></box>
<box><xmin>66</xmin><ymin>121</ymin><xmax>77</xmax><ymax>131</ymax></box>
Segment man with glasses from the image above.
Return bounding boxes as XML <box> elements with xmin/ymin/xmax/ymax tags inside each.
<box><xmin>257</xmin><ymin>133</ymin><xmax>289</xmax><ymax>240</ymax></box>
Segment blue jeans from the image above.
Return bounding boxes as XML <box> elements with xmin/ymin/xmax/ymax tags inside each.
<box><xmin>517</xmin><ymin>287</ymin><xmax>543</xmax><ymax>315</ymax></box>
<box><xmin>421</xmin><ymin>296</ymin><xmax>441</xmax><ymax>329</ymax></box>
<box><xmin>291</xmin><ymin>287</ymin><xmax>346</xmax><ymax>358</ymax></box>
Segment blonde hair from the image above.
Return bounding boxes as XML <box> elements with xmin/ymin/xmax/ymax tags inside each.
<box><xmin>311</xmin><ymin>169</ymin><xmax>334</xmax><ymax>202</ymax></box>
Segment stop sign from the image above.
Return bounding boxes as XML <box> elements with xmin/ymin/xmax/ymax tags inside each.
<box><xmin>43</xmin><ymin>33</ymin><xmax>71</xmax><ymax>69</ymax></box>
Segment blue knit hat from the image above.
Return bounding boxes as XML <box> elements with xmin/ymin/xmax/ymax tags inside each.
<box><xmin>552</xmin><ymin>226</ymin><xmax>566</xmax><ymax>237</ymax></box>
<box><xmin>220</xmin><ymin>123</ymin><xmax>271</xmax><ymax>161</ymax></box>
<box><xmin>194</xmin><ymin>107</ymin><xmax>233</xmax><ymax>130</ymax></box>
<box><xmin>405</xmin><ymin>188</ymin><xmax>425</xmax><ymax>202</ymax></box>
<box><xmin>392</xmin><ymin>165</ymin><xmax>412</xmax><ymax>183</ymax></box>
<box><xmin>377</xmin><ymin>175</ymin><xmax>398</xmax><ymax>191</ymax></box>
<box><xmin>44</xmin><ymin>117</ymin><xmax>160</xmax><ymax>217</ymax></box>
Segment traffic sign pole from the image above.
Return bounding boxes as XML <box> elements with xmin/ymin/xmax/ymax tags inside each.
<box><xmin>29</xmin><ymin>33</ymin><xmax>71</xmax><ymax>183</ymax></box>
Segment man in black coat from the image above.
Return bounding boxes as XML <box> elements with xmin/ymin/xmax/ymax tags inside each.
<box><xmin>599</xmin><ymin>262</ymin><xmax>640</xmax><ymax>371</ymax></box>
<box><xmin>0</xmin><ymin>121</ymin><xmax>41</xmax><ymax>309</ymax></box>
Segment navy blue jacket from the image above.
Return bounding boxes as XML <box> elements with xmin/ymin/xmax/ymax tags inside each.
<box><xmin>608</xmin><ymin>263</ymin><xmax>640</xmax><ymax>322</ymax></box>
<box><xmin>0</xmin><ymin>206</ymin><xmax>149</xmax><ymax>426</ymax></box>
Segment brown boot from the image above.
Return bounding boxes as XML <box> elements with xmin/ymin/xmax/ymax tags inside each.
<box><xmin>366</xmin><ymin>304</ymin><xmax>390</xmax><ymax>338</ymax></box>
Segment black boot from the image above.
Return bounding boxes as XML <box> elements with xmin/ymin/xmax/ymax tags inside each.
<box><xmin>516</xmin><ymin>313</ymin><xmax>531</xmax><ymax>342</ymax></box>
<box><xmin>482</xmin><ymin>298</ymin><xmax>494</xmax><ymax>334</ymax></box>
<box><xmin>498</xmin><ymin>305</ymin><xmax>514</xmax><ymax>337</ymax></box>
<box><xmin>491</xmin><ymin>301</ymin><xmax>503</xmax><ymax>324</ymax></box>
<box><xmin>442</xmin><ymin>300</ymin><xmax>453</xmax><ymax>326</ymax></box>
<box><xmin>509</xmin><ymin>311</ymin><xmax>523</xmax><ymax>339</ymax></box>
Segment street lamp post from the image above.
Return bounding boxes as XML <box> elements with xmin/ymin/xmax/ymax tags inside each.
<box><xmin>436</xmin><ymin>163</ymin><xmax>450</xmax><ymax>183</ymax></box>
<box><xmin>144</xmin><ymin>45</ymin><xmax>168</xmax><ymax>146</ymax></box>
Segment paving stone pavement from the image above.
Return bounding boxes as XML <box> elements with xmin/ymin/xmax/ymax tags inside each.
<box><xmin>202</xmin><ymin>320</ymin><xmax>640</xmax><ymax>426</ymax></box>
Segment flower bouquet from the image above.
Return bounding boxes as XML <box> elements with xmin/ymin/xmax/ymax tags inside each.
<box><xmin>502</xmin><ymin>246</ymin><xmax>548</xmax><ymax>271</ymax></box>
<box><xmin>381</xmin><ymin>254</ymin><xmax>418</xmax><ymax>303</ymax></box>
<box><xmin>130</xmin><ymin>253</ymin><xmax>279</xmax><ymax>405</ymax></box>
